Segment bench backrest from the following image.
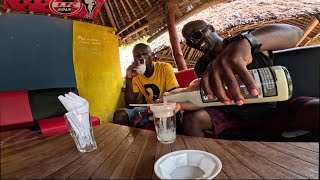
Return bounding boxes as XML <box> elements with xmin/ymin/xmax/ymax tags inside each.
<box><xmin>174</xmin><ymin>68</ymin><xmax>197</xmax><ymax>88</ymax></box>
<box><xmin>273</xmin><ymin>45</ymin><xmax>320</xmax><ymax>98</ymax></box>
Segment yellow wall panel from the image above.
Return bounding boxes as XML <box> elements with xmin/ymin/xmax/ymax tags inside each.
<box><xmin>73</xmin><ymin>21</ymin><xmax>125</xmax><ymax>123</ymax></box>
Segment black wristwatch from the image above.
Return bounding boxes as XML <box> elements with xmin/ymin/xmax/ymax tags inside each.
<box><xmin>225</xmin><ymin>31</ymin><xmax>262</xmax><ymax>54</ymax></box>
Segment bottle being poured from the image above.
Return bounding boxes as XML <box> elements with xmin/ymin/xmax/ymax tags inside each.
<box><xmin>163</xmin><ymin>66</ymin><xmax>293</xmax><ymax>108</ymax></box>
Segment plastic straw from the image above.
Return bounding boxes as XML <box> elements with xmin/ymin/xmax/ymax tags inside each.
<box><xmin>129</xmin><ymin>104</ymin><xmax>150</xmax><ymax>107</ymax></box>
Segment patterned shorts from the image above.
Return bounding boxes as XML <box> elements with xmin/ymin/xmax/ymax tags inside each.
<box><xmin>204</xmin><ymin>96</ymin><xmax>318</xmax><ymax>136</ymax></box>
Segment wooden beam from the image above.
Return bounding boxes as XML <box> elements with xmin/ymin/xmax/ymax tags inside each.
<box><xmin>116</xmin><ymin>1</ymin><xmax>164</xmax><ymax>36</ymax></box>
<box><xmin>105</xmin><ymin>0</ymin><xmax>118</xmax><ymax>29</ymax></box>
<box><xmin>303</xmin><ymin>32</ymin><xmax>320</xmax><ymax>46</ymax></box>
<box><xmin>119</xmin><ymin>0</ymin><xmax>138</xmax><ymax>39</ymax></box>
<box><xmin>119</xmin><ymin>0</ymin><xmax>133</xmax><ymax>22</ymax></box>
<box><xmin>125</xmin><ymin>1</ymin><xmax>147</xmax><ymax>34</ymax></box>
<box><xmin>186</xmin><ymin>47</ymin><xmax>195</xmax><ymax>62</ymax></box>
<box><xmin>122</xmin><ymin>24</ymin><xmax>149</xmax><ymax>40</ymax></box>
<box><xmin>145</xmin><ymin>0</ymin><xmax>152</xmax><ymax>7</ymax></box>
<box><xmin>315</xmin><ymin>14</ymin><xmax>320</xmax><ymax>22</ymax></box>
<box><xmin>185</xmin><ymin>60</ymin><xmax>196</xmax><ymax>64</ymax></box>
<box><xmin>159</xmin><ymin>59</ymin><xmax>175</xmax><ymax>64</ymax></box>
<box><xmin>166</xmin><ymin>0</ymin><xmax>187</xmax><ymax>71</ymax></box>
<box><xmin>148</xmin><ymin>0</ymin><xmax>228</xmax><ymax>43</ymax></box>
<box><xmin>155</xmin><ymin>54</ymin><xmax>174</xmax><ymax>60</ymax></box>
<box><xmin>133</xmin><ymin>0</ymin><xmax>144</xmax><ymax>13</ymax></box>
<box><xmin>295</xmin><ymin>16</ymin><xmax>319</xmax><ymax>47</ymax></box>
<box><xmin>113</xmin><ymin>0</ymin><xmax>126</xmax><ymax>27</ymax></box>
<box><xmin>98</xmin><ymin>12</ymin><xmax>105</xmax><ymax>26</ymax></box>
<box><xmin>117</xmin><ymin>15</ymin><xmax>147</xmax><ymax>35</ymax></box>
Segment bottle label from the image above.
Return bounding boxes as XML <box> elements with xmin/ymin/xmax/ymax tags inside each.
<box><xmin>200</xmin><ymin>67</ymin><xmax>278</xmax><ymax>103</ymax></box>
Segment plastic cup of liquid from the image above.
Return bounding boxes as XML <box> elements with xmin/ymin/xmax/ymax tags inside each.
<box><xmin>150</xmin><ymin>102</ymin><xmax>176</xmax><ymax>144</ymax></box>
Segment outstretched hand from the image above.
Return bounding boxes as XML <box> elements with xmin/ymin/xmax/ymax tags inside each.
<box><xmin>200</xmin><ymin>39</ymin><xmax>259</xmax><ymax>106</ymax></box>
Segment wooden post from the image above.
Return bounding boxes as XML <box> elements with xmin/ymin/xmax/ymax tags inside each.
<box><xmin>166</xmin><ymin>0</ymin><xmax>187</xmax><ymax>71</ymax></box>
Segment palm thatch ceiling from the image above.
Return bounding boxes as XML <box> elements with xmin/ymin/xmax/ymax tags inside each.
<box><xmin>148</xmin><ymin>0</ymin><xmax>320</xmax><ymax>68</ymax></box>
<box><xmin>1</xmin><ymin>0</ymin><xmax>319</xmax><ymax>68</ymax></box>
<box><xmin>0</xmin><ymin>0</ymin><xmax>217</xmax><ymax>45</ymax></box>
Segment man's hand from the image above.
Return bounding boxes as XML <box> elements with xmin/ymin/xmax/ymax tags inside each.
<box><xmin>131</xmin><ymin>114</ymin><xmax>143</xmax><ymax>127</ymax></box>
<box><xmin>126</xmin><ymin>60</ymin><xmax>141</xmax><ymax>78</ymax></box>
<box><xmin>201</xmin><ymin>38</ymin><xmax>259</xmax><ymax>106</ymax></box>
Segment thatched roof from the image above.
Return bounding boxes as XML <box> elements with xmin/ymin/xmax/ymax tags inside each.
<box><xmin>0</xmin><ymin>0</ymin><xmax>214</xmax><ymax>45</ymax></box>
<box><xmin>2</xmin><ymin>0</ymin><xmax>319</xmax><ymax>47</ymax></box>
<box><xmin>149</xmin><ymin>0</ymin><xmax>320</xmax><ymax>52</ymax></box>
<box><xmin>1</xmin><ymin>0</ymin><xmax>319</xmax><ymax>69</ymax></box>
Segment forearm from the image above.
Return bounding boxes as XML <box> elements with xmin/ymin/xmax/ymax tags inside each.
<box><xmin>124</xmin><ymin>77</ymin><xmax>138</xmax><ymax>106</ymax></box>
<box><xmin>252</xmin><ymin>24</ymin><xmax>304</xmax><ymax>51</ymax></box>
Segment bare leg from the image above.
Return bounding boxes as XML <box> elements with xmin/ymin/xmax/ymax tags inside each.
<box><xmin>182</xmin><ymin>109</ymin><xmax>213</xmax><ymax>137</ymax></box>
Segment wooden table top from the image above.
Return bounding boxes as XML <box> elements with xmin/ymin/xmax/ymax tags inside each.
<box><xmin>1</xmin><ymin>123</ymin><xmax>319</xmax><ymax>179</ymax></box>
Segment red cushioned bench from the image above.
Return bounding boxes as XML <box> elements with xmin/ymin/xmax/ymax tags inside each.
<box><xmin>174</xmin><ymin>68</ymin><xmax>196</xmax><ymax>88</ymax></box>
<box><xmin>0</xmin><ymin>90</ymin><xmax>100</xmax><ymax>136</ymax></box>
<box><xmin>0</xmin><ymin>91</ymin><xmax>34</xmax><ymax>131</ymax></box>
<box><xmin>38</xmin><ymin>116</ymin><xmax>100</xmax><ymax>137</ymax></box>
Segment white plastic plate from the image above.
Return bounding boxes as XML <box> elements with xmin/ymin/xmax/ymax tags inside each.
<box><xmin>154</xmin><ymin>150</ymin><xmax>222</xmax><ymax>179</ymax></box>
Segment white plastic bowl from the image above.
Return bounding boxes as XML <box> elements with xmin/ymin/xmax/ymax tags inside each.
<box><xmin>154</xmin><ymin>150</ymin><xmax>222</xmax><ymax>179</ymax></box>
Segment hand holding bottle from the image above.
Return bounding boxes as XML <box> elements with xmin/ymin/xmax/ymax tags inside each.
<box><xmin>165</xmin><ymin>66</ymin><xmax>292</xmax><ymax>108</ymax></box>
<box><xmin>200</xmin><ymin>39</ymin><xmax>259</xmax><ymax>106</ymax></box>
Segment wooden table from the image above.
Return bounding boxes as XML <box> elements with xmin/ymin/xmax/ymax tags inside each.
<box><xmin>0</xmin><ymin>128</ymin><xmax>42</xmax><ymax>145</ymax></box>
<box><xmin>1</xmin><ymin>123</ymin><xmax>318</xmax><ymax>179</ymax></box>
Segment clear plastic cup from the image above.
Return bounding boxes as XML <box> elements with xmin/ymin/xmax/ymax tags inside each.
<box><xmin>150</xmin><ymin>102</ymin><xmax>176</xmax><ymax>144</ymax></box>
<box><xmin>64</xmin><ymin>112</ymin><xmax>97</xmax><ymax>152</ymax></box>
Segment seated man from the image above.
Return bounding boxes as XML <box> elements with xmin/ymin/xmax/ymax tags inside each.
<box><xmin>176</xmin><ymin>20</ymin><xmax>319</xmax><ymax>139</ymax></box>
<box><xmin>113</xmin><ymin>43</ymin><xmax>179</xmax><ymax>128</ymax></box>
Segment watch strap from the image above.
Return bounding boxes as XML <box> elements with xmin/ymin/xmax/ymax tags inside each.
<box><xmin>243</xmin><ymin>32</ymin><xmax>262</xmax><ymax>54</ymax></box>
<box><xmin>226</xmin><ymin>31</ymin><xmax>262</xmax><ymax>54</ymax></box>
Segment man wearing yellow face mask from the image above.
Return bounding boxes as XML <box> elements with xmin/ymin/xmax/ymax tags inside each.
<box><xmin>113</xmin><ymin>43</ymin><xmax>179</xmax><ymax>128</ymax></box>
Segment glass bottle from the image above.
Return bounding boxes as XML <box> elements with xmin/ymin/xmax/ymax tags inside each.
<box><xmin>164</xmin><ymin>66</ymin><xmax>293</xmax><ymax>107</ymax></box>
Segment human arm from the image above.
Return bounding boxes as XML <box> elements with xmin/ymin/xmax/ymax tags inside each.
<box><xmin>124</xmin><ymin>62</ymin><xmax>141</xmax><ymax>107</ymax></box>
<box><xmin>201</xmin><ymin>23</ymin><xmax>304</xmax><ymax>106</ymax></box>
<box><xmin>124</xmin><ymin>77</ymin><xmax>139</xmax><ymax>107</ymax></box>
<box><xmin>131</xmin><ymin>109</ymin><xmax>153</xmax><ymax>127</ymax></box>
